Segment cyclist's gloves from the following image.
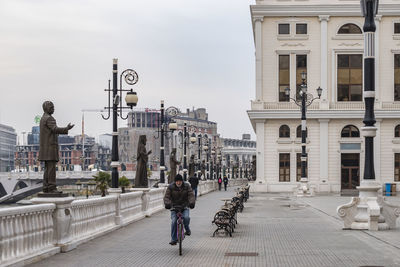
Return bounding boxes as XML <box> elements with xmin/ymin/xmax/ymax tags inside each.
<box><xmin>189</xmin><ymin>204</ymin><xmax>195</xmax><ymax>209</ymax></box>
<box><xmin>165</xmin><ymin>204</ymin><xmax>172</xmax><ymax>209</ymax></box>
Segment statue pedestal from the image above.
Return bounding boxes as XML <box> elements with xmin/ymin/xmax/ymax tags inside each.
<box><xmin>337</xmin><ymin>180</ymin><xmax>400</xmax><ymax>231</ymax></box>
<box><xmin>294</xmin><ymin>178</ymin><xmax>313</xmax><ymax>197</ymax></box>
<box><xmin>31</xmin><ymin>196</ymin><xmax>75</xmax><ymax>251</ymax></box>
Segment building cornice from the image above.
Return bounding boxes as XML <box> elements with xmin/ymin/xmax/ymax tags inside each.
<box><xmin>250</xmin><ymin>4</ymin><xmax>400</xmax><ymax>20</ymax></box>
<box><xmin>247</xmin><ymin>109</ymin><xmax>400</xmax><ymax>120</ymax></box>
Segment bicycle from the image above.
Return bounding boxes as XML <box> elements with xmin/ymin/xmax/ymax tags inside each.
<box><xmin>172</xmin><ymin>206</ymin><xmax>185</xmax><ymax>255</ymax></box>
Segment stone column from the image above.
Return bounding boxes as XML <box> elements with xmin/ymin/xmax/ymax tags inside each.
<box><xmin>319</xmin><ymin>15</ymin><xmax>329</xmax><ymax>109</ymax></box>
<box><xmin>374</xmin><ymin>119</ymin><xmax>381</xmax><ymax>182</ymax></box>
<box><xmin>255</xmin><ymin>120</ymin><xmax>265</xmax><ymax>185</ymax></box>
<box><xmin>375</xmin><ymin>15</ymin><xmax>382</xmax><ymax>107</ymax></box>
<box><xmin>319</xmin><ymin>119</ymin><xmax>330</xmax><ymax>189</ymax></box>
<box><xmin>254</xmin><ymin>17</ymin><xmax>263</xmax><ymax>102</ymax></box>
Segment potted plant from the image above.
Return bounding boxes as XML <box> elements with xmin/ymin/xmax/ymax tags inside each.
<box><xmin>93</xmin><ymin>171</ymin><xmax>111</xmax><ymax>197</ymax></box>
<box><xmin>119</xmin><ymin>176</ymin><xmax>130</xmax><ymax>193</ymax></box>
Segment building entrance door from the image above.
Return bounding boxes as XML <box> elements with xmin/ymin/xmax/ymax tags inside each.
<box><xmin>341</xmin><ymin>153</ymin><xmax>360</xmax><ymax>191</ymax></box>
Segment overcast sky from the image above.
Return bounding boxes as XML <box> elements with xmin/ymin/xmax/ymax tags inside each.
<box><xmin>0</xmin><ymin>0</ymin><xmax>255</xmax><ymax>143</ymax></box>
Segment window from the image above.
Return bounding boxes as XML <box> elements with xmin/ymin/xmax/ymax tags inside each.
<box><xmin>296</xmin><ymin>23</ymin><xmax>307</xmax><ymax>34</ymax></box>
<box><xmin>296</xmin><ymin>55</ymin><xmax>307</xmax><ymax>100</ymax></box>
<box><xmin>337</xmin><ymin>54</ymin><xmax>363</xmax><ymax>101</ymax></box>
<box><xmin>395</xmin><ymin>23</ymin><xmax>400</xmax><ymax>34</ymax></box>
<box><xmin>395</xmin><ymin>154</ymin><xmax>400</xmax><ymax>182</ymax></box>
<box><xmin>296</xmin><ymin>153</ymin><xmax>308</xmax><ymax>182</ymax></box>
<box><xmin>395</xmin><ymin>55</ymin><xmax>400</xmax><ymax>101</ymax></box>
<box><xmin>279</xmin><ymin>55</ymin><xmax>290</xmax><ymax>102</ymax></box>
<box><xmin>278</xmin><ymin>24</ymin><xmax>290</xmax><ymax>35</ymax></box>
<box><xmin>279</xmin><ymin>125</ymin><xmax>290</xmax><ymax>138</ymax></box>
<box><xmin>395</xmin><ymin>125</ymin><xmax>400</xmax><ymax>137</ymax></box>
<box><xmin>279</xmin><ymin>153</ymin><xmax>290</xmax><ymax>182</ymax></box>
<box><xmin>338</xmin><ymin>23</ymin><xmax>362</xmax><ymax>34</ymax></box>
<box><xmin>341</xmin><ymin>125</ymin><xmax>360</xmax><ymax>137</ymax></box>
<box><xmin>296</xmin><ymin>125</ymin><xmax>307</xmax><ymax>138</ymax></box>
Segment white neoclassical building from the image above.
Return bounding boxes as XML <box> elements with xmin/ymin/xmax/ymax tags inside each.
<box><xmin>247</xmin><ymin>0</ymin><xmax>400</xmax><ymax>193</ymax></box>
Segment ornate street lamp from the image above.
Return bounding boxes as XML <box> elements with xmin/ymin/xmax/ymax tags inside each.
<box><xmin>101</xmin><ymin>59</ymin><xmax>139</xmax><ymax>188</ymax></box>
<box><xmin>155</xmin><ymin>101</ymin><xmax>179</xmax><ymax>183</ymax></box>
<box><xmin>285</xmin><ymin>72</ymin><xmax>322</xmax><ymax>196</ymax></box>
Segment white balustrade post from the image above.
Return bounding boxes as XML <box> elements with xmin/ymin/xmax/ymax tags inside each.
<box><xmin>108</xmin><ymin>188</ymin><xmax>122</xmax><ymax>225</ymax></box>
<box><xmin>31</xmin><ymin>197</ymin><xmax>74</xmax><ymax>251</ymax></box>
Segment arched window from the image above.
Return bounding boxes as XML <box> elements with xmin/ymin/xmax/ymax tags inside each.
<box><xmin>279</xmin><ymin>125</ymin><xmax>290</xmax><ymax>138</ymax></box>
<box><xmin>341</xmin><ymin>125</ymin><xmax>360</xmax><ymax>137</ymax></box>
<box><xmin>296</xmin><ymin>125</ymin><xmax>308</xmax><ymax>138</ymax></box>
<box><xmin>338</xmin><ymin>23</ymin><xmax>362</xmax><ymax>34</ymax></box>
<box><xmin>395</xmin><ymin>125</ymin><xmax>400</xmax><ymax>137</ymax></box>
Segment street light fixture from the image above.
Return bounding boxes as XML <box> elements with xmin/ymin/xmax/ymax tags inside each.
<box><xmin>285</xmin><ymin>71</ymin><xmax>322</xmax><ymax>196</ymax></box>
<box><xmin>155</xmin><ymin>101</ymin><xmax>179</xmax><ymax>183</ymax></box>
<box><xmin>101</xmin><ymin>58</ymin><xmax>139</xmax><ymax>188</ymax></box>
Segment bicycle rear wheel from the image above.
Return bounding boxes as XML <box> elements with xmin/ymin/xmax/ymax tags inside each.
<box><xmin>178</xmin><ymin>223</ymin><xmax>183</xmax><ymax>255</ymax></box>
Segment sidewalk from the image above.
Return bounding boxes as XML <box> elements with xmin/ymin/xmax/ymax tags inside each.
<box><xmin>29</xmin><ymin>190</ymin><xmax>400</xmax><ymax>267</ymax></box>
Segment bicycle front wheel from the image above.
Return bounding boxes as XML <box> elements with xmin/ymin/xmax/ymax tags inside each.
<box><xmin>178</xmin><ymin>223</ymin><xmax>183</xmax><ymax>256</ymax></box>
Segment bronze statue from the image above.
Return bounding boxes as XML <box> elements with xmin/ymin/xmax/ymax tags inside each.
<box><xmin>39</xmin><ymin>101</ymin><xmax>74</xmax><ymax>193</ymax></box>
<box><xmin>135</xmin><ymin>135</ymin><xmax>152</xmax><ymax>187</ymax></box>
<box><xmin>188</xmin><ymin>155</ymin><xmax>195</xmax><ymax>178</ymax></box>
<box><xmin>168</xmin><ymin>148</ymin><xmax>180</xmax><ymax>184</ymax></box>
<box><xmin>201</xmin><ymin>160</ymin><xmax>206</xmax><ymax>179</ymax></box>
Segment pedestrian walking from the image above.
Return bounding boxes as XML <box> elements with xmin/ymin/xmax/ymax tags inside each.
<box><xmin>223</xmin><ymin>175</ymin><xmax>228</xmax><ymax>191</ymax></box>
<box><xmin>189</xmin><ymin>173</ymin><xmax>200</xmax><ymax>199</ymax></box>
<box><xmin>218</xmin><ymin>176</ymin><xmax>222</xmax><ymax>191</ymax></box>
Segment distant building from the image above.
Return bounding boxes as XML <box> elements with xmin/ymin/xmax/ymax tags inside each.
<box><xmin>119</xmin><ymin>107</ymin><xmax>218</xmax><ymax>173</ymax></box>
<box><xmin>221</xmin><ymin>134</ymin><xmax>256</xmax><ymax>179</ymax></box>
<box><xmin>0</xmin><ymin>124</ymin><xmax>17</xmax><ymax>172</ymax></box>
<box><xmin>99</xmin><ymin>134</ymin><xmax>112</xmax><ymax>149</ymax></box>
<box><xmin>27</xmin><ymin>126</ymin><xmax>40</xmax><ymax>145</ymax></box>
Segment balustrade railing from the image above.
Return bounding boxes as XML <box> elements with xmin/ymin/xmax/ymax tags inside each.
<box><xmin>0</xmin><ymin>204</ymin><xmax>55</xmax><ymax>265</ymax></box>
<box><xmin>120</xmin><ymin>192</ymin><xmax>144</xmax><ymax>224</ymax></box>
<box><xmin>70</xmin><ymin>196</ymin><xmax>117</xmax><ymax>240</ymax></box>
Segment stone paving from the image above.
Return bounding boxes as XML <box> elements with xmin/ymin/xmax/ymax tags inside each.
<box><xmin>29</xmin><ymin>188</ymin><xmax>400</xmax><ymax>267</ymax></box>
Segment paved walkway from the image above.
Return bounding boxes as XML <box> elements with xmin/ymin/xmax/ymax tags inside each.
<box><xmin>29</xmin><ymin>189</ymin><xmax>400</xmax><ymax>267</ymax></box>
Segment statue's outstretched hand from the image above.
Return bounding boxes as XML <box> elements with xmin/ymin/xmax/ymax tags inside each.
<box><xmin>67</xmin><ymin>123</ymin><xmax>75</xmax><ymax>130</ymax></box>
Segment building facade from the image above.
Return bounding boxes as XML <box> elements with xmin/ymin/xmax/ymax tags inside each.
<box><xmin>248</xmin><ymin>0</ymin><xmax>400</xmax><ymax>193</ymax></box>
<box><xmin>0</xmin><ymin>124</ymin><xmax>17</xmax><ymax>172</ymax></box>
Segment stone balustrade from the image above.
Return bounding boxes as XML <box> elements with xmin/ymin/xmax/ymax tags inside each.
<box><xmin>69</xmin><ymin>196</ymin><xmax>118</xmax><ymax>247</ymax></box>
<box><xmin>0</xmin><ymin>178</ymin><xmax>248</xmax><ymax>266</ymax></box>
<box><xmin>0</xmin><ymin>204</ymin><xmax>58</xmax><ymax>266</ymax></box>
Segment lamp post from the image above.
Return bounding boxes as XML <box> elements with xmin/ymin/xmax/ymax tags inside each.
<box><xmin>183</xmin><ymin>123</ymin><xmax>188</xmax><ymax>181</ymax></box>
<box><xmin>155</xmin><ymin>101</ymin><xmax>178</xmax><ymax>184</ymax></box>
<box><xmin>101</xmin><ymin>59</ymin><xmax>138</xmax><ymax>188</ymax></box>
<box><xmin>285</xmin><ymin>72</ymin><xmax>322</xmax><ymax>196</ymax></box>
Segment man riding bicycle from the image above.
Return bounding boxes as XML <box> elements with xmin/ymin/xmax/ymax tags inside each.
<box><xmin>163</xmin><ymin>174</ymin><xmax>195</xmax><ymax>245</ymax></box>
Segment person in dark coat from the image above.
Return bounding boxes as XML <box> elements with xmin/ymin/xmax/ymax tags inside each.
<box><xmin>189</xmin><ymin>173</ymin><xmax>200</xmax><ymax>200</ymax></box>
<box><xmin>39</xmin><ymin>101</ymin><xmax>74</xmax><ymax>193</ymax></box>
<box><xmin>164</xmin><ymin>174</ymin><xmax>195</xmax><ymax>245</ymax></box>
<box><xmin>223</xmin><ymin>175</ymin><xmax>229</xmax><ymax>191</ymax></box>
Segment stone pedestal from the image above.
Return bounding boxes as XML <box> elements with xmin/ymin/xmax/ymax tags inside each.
<box><xmin>31</xmin><ymin>196</ymin><xmax>75</xmax><ymax>251</ymax></box>
<box><xmin>295</xmin><ymin>178</ymin><xmax>313</xmax><ymax>197</ymax></box>
<box><xmin>108</xmin><ymin>188</ymin><xmax>122</xmax><ymax>225</ymax></box>
<box><xmin>337</xmin><ymin>180</ymin><xmax>400</xmax><ymax>231</ymax></box>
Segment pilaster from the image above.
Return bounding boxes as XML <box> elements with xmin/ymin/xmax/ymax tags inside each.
<box><xmin>255</xmin><ymin>17</ymin><xmax>264</xmax><ymax>101</ymax></box>
<box><xmin>318</xmin><ymin>119</ymin><xmax>330</xmax><ymax>182</ymax></box>
<box><xmin>319</xmin><ymin>15</ymin><xmax>329</xmax><ymax>109</ymax></box>
<box><xmin>255</xmin><ymin>120</ymin><xmax>265</xmax><ymax>184</ymax></box>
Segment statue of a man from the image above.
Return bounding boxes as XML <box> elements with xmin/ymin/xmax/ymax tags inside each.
<box><xmin>169</xmin><ymin>148</ymin><xmax>180</xmax><ymax>184</ymax></box>
<box><xmin>39</xmin><ymin>101</ymin><xmax>74</xmax><ymax>193</ymax></box>
<box><xmin>188</xmin><ymin>155</ymin><xmax>195</xmax><ymax>178</ymax></box>
<box><xmin>135</xmin><ymin>135</ymin><xmax>152</xmax><ymax>187</ymax></box>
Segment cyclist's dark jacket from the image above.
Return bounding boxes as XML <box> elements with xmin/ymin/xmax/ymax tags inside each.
<box><xmin>164</xmin><ymin>182</ymin><xmax>195</xmax><ymax>208</ymax></box>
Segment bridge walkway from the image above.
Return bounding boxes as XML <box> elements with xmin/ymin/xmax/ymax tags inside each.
<box><xmin>29</xmin><ymin>188</ymin><xmax>400</xmax><ymax>267</ymax></box>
